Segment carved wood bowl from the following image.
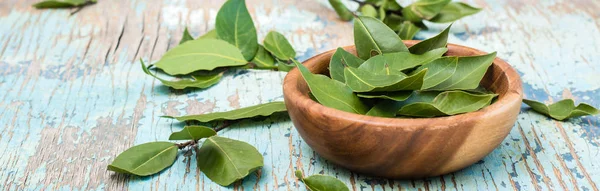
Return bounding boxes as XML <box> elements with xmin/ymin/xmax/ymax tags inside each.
<box><xmin>282</xmin><ymin>41</ymin><xmax>523</xmax><ymax>179</ymax></box>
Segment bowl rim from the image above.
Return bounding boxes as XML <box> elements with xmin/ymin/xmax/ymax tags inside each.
<box><xmin>283</xmin><ymin>40</ymin><xmax>523</xmax><ymax>130</ymax></box>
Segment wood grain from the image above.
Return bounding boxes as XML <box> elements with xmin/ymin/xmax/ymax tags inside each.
<box><xmin>0</xmin><ymin>0</ymin><xmax>599</xmax><ymax>190</ymax></box>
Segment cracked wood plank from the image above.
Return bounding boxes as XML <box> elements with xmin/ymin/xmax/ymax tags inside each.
<box><xmin>0</xmin><ymin>0</ymin><xmax>599</xmax><ymax>190</ymax></box>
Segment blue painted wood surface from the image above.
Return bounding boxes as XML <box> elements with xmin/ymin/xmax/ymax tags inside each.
<box><xmin>0</xmin><ymin>0</ymin><xmax>599</xmax><ymax>190</ymax></box>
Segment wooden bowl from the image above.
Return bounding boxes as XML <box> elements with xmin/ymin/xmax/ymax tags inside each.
<box><xmin>282</xmin><ymin>41</ymin><xmax>523</xmax><ymax>179</ymax></box>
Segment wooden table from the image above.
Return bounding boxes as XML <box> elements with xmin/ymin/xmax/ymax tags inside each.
<box><xmin>1</xmin><ymin>0</ymin><xmax>598</xmax><ymax>190</ymax></box>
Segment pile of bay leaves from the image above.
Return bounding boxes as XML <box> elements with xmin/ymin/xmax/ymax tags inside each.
<box><xmin>140</xmin><ymin>0</ymin><xmax>298</xmax><ymax>90</ymax></box>
<box><xmin>297</xmin><ymin>16</ymin><xmax>498</xmax><ymax>118</ymax></box>
<box><xmin>328</xmin><ymin>0</ymin><xmax>481</xmax><ymax>40</ymax></box>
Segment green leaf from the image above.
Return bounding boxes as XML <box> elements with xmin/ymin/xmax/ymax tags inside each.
<box><xmin>366</xmin><ymin>100</ymin><xmax>404</xmax><ymax>117</ymax></box>
<box><xmin>33</xmin><ymin>0</ymin><xmax>95</xmax><ymax>8</ymax></box>
<box><xmin>354</xmin><ymin>16</ymin><xmax>409</xmax><ymax>60</ymax></box>
<box><xmin>397</xmin><ymin>21</ymin><xmax>421</xmax><ymax>40</ymax></box>
<box><xmin>295</xmin><ymin>170</ymin><xmax>350</xmax><ymax>191</ymax></box>
<box><xmin>199</xmin><ymin>29</ymin><xmax>218</xmax><ymax>39</ymax></box>
<box><xmin>357</xmin><ymin>91</ymin><xmax>412</xmax><ymax>101</ymax></box>
<box><xmin>328</xmin><ymin>0</ymin><xmax>353</xmax><ymax>21</ymax></box>
<box><xmin>277</xmin><ymin>61</ymin><xmax>296</xmax><ymax>72</ymax></box>
<box><xmin>383</xmin><ymin>48</ymin><xmax>448</xmax><ymax>71</ymax></box>
<box><xmin>357</xmin><ymin>55</ymin><xmax>403</xmax><ymax>75</ymax></box>
<box><xmin>141</xmin><ymin>60</ymin><xmax>223</xmax><ymax>89</ymax></box>
<box><xmin>295</xmin><ymin>60</ymin><xmax>369</xmax><ymax>114</ymax></box>
<box><xmin>251</xmin><ymin>45</ymin><xmax>276</xmax><ymax>68</ymax></box>
<box><xmin>382</xmin><ymin>13</ymin><xmax>404</xmax><ymax>31</ymax></box>
<box><xmin>179</xmin><ymin>27</ymin><xmax>194</xmax><ymax>44</ymax></box>
<box><xmin>264</xmin><ymin>31</ymin><xmax>296</xmax><ymax>60</ymax></box>
<box><xmin>409</xmin><ymin>25</ymin><xmax>451</xmax><ymax>54</ymax></box>
<box><xmin>372</xmin><ymin>69</ymin><xmax>428</xmax><ymax>91</ymax></box>
<box><xmin>397</xmin><ymin>90</ymin><xmax>496</xmax><ymax>117</ymax></box>
<box><xmin>429</xmin><ymin>52</ymin><xmax>496</xmax><ymax>90</ymax></box>
<box><xmin>216</xmin><ymin>0</ymin><xmax>258</xmax><ymax>61</ymax></box>
<box><xmin>383</xmin><ymin>0</ymin><xmax>403</xmax><ymax>11</ymax></box>
<box><xmin>402</xmin><ymin>0</ymin><xmax>451</xmax><ymax>21</ymax></box>
<box><xmin>197</xmin><ymin>136</ymin><xmax>263</xmax><ymax>186</ymax></box>
<box><xmin>413</xmin><ymin>57</ymin><xmax>458</xmax><ymax>89</ymax></box>
<box><xmin>360</xmin><ymin>5</ymin><xmax>378</xmax><ymax>18</ymax></box>
<box><xmin>344</xmin><ymin>66</ymin><xmax>406</xmax><ymax>92</ymax></box>
<box><xmin>329</xmin><ymin>48</ymin><xmax>365</xmax><ymax>82</ymax></box>
<box><xmin>164</xmin><ymin>101</ymin><xmax>286</xmax><ymax>122</ymax></box>
<box><xmin>429</xmin><ymin>2</ymin><xmax>482</xmax><ymax>23</ymax></box>
<box><xmin>523</xmin><ymin>99</ymin><xmax>599</xmax><ymax>121</ymax></box>
<box><xmin>169</xmin><ymin>126</ymin><xmax>217</xmax><ymax>140</ymax></box>
<box><xmin>107</xmin><ymin>142</ymin><xmax>178</xmax><ymax>176</ymax></box>
<box><xmin>154</xmin><ymin>39</ymin><xmax>247</xmax><ymax>75</ymax></box>
<box><xmin>378</xmin><ymin>4</ymin><xmax>386</xmax><ymax>20</ymax></box>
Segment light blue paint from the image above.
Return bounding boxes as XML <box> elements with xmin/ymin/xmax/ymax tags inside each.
<box><xmin>1</xmin><ymin>0</ymin><xmax>600</xmax><ymax>190</ymax></box>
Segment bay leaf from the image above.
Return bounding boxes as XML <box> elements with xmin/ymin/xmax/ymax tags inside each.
<box><xmin>264</xmin><ymin>31</ymin><xmax>296</xmax><ymax>60</ymax></box>
<box><xmin>360</xmin><ymin>4</ymin><xmax>378</xmax><ymax>18</ymax></box>
<box><xmin>413</xmin><ymin>56</ymin><xmax>458</xmax><ymax>89</ymax></box>
<box><xmin>199</xmin><ymin>29</ymin><xmax>218</xmax><ymax>39</ymax></box>
<box><xmin>354</xmin><ymin>16</ymin><xmax>408</xmax><ymax>60</ymax></box>
<box><xmin>164</xmin><ymin>101</ymin><xmax>286</xmax><ymax>122</ymax></box>
<box><xmin>382</xmin><ymin>13</ymin><xmax>404</xmax><ymax>31</ymax></box>
<box><xmin>107</xmin><ymin>142</ymin><xmax>178</xmax><ymax>176</ymax></box>
<box><xmin>344</xmin><ymin>66</ymin><xmax>406</xmax><ymax>92</ymax></box>
<box><xmin>397</xmin><ymin>90</ymin><xmax>496</xmax><ymax>117</ymax></box>
<box><xmin>383</xmin><ymin>0</ymin><xmax>402</xmax><ymax>11</ymax></box>
<box><xmin>216</xmin><ymin>0</ymin><xmax>258</xmax><ymax>61</ymax></box>
<box><xmin>169</xmin><ymin>126</ymin><xmax>217</xmax><ymax>140</ymax></box>
<box><xmin>179</xmin><ymin>27</ymin><xmax>194</xmax><ymax>44</ymax></box>
<box><xmin>251</xmin><ymin>45</ymin><xmax>277</xmax><ymax>69</ymax></box>
<box><xmin>197</xmin><ymin>136</ymin><xmax>263</xmax><ymax>186</ymax></box>
<box><xmin>402</xmin><ymin>0</ymin><xmax>451</xmax><ymax>21</ymax></box>
<box><xmin>328</xmin><ymin>0</ymin><xmax>353</xmax><ymax>21</ymax></box>
<box><xmin>141</xmin><ymin>60</ymin><xmax>223</xmax><ymax>89</ymax></box>
<box><xmin>154</xmin><ymin>39</ymin><xmax>247</xmax><ymax>75</ymax></box>
<box><xmin>277</xmin><ymin>61</ymin><xmax>296</xmax><ymax>72</ymax></box>
<box><xmin>366</xmin><ymin>100</ymin><xmax>404</xmax><ymax>117</ymax></box>
<box><xmin>357</xmin><ymin>55</ymin><xmax>404</xmax><ymax>75</ymax></box>
<box><xmin>330</xmin><ymin>48</ymin><xmax>365</xmax><ymax>82</ymax></box>
<box><xmin>429</xmin><ymin>2</ymin><xmax>482</xmax><ymax>23</ymax></box>
<box><xmin>397</xmin><ymin>21</ymin><xmax>421</xmax><ymax>40</ymax></box>
<box><xmin>378</xmin><ymin>3</ymin><xmax>386</xmax><ymax>20</ymax></box>
<box><xmin>33</xmin><ymin>0</ymin><xmax>95</xmax><ymax>8</ymax></box>
<box><xmin>370</xmin><ymin>69</ymin><xmax>428</xmax><ymax>92</ymax></box>
<box><xmin>409</xmin><ymin>25</ymin><xmax>451</xmax><ymax>54</ymax></box>
<box><xmin>429</xmin><ymin>52</ymin><xmax>496</xmax><ymax>90</ymax></box>
<box><xmin>295</xmin><ymin>60</ymin><xmax>369</xmax><ymax>114</ymax></box>
<box><xmin>383</xmin><ymin>48</ymin><xmax>448</xmax><ymax>71</ymax></box>
<box><xmin>523</xmin><ymin>99</ymin><xmax>599</xmax><ymax>121</ymax></box>
<box><xmin>357</xmin><ymin>91</ymin><xmax>412</xmax><ymax>101</ymax></box>
<box><xmin>295</xmin><ymin>170</ymin><xmax>350</xmax><ymax>191</ymax></box>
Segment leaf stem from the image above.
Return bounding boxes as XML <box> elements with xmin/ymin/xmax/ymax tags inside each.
<box><xmin>214</xmin><ymin>121</ymin><xmax>234</xmax><ymax>132</ymax></box>
<box><xmin>177</xmin><ymin>140</ymin><xmax>197</xmax><ymax>149</ymax></box>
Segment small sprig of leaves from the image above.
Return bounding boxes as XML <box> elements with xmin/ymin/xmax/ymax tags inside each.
<box><xmin>523</xmin><ymin>99</ymin><xmax>599</xmax><ymax>121</ymax></box>
<box><xmin>142</xmin><ymin>0</ymin><xmax>298</xmax><ymax>90</ymax></box>
<box><xmin>328</xmin><ymin>0</ymin><xmax>481</xmax><ymax>39</ymax></box>
<box><xmin>33</xmin><ymin>0</ymin><xmax>96</xmax><ymax>9</ymax></box>
<box><xmin>108</xmin><ymin>102</ymin><xmax>286</xmax><ymax>186</ymax></box>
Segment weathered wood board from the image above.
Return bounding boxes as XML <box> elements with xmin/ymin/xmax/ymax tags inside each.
<box><xmin>0</xmin><ymin>0</ymin><xmax>599</xmax><ymax>190</ymax></box>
